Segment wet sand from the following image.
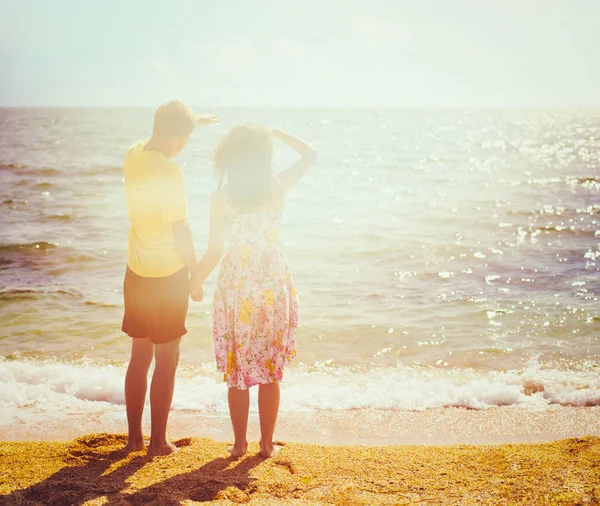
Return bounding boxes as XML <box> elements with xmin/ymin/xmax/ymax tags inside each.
<box><xmin>1</xmin><ymin>433</ymin><xmax>599</xmax><ymax>505</ymax></box>
<box><xmin>2</xmin><ymin>406</ymin><xmax>600</xmax><ymax>446</ymax></box>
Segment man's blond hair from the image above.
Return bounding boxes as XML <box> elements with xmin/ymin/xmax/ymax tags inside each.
<box><xmin>153</xmin><ymin>100</ymin><xmax>197</xmax><ymax>138</ymax></box>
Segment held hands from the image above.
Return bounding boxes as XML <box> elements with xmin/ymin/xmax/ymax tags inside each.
<box><xmin>197</xmin><ymin>113</ymin><xmax>220</xmax><ymax>126</ymax></box>
<box><xmin>189</xmin><ymin>270</ymin><xmax>204</xmax><ymax>302</ymax></box>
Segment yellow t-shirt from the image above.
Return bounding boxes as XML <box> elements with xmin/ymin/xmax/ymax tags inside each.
<box><xmin>123</xmin><ymin>141</ymin><xmax>187</xmax><ymax>277</ymax></box>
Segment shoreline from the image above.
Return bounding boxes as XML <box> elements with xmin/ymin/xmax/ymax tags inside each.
<box><xmin>2</xmin><ymin>406</ymin><xmax>599</xmax><ymax>446</ymax></box>
<box><xmin>1</xmin><ymin>433</ymin><xmax>599</xmax><ymax>505</ymax></box>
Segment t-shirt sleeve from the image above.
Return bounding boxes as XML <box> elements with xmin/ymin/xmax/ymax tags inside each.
<box><xmin>159</xmin><ymin>170</ymin><xmax>188</xmax><ymax>223</ymax></box>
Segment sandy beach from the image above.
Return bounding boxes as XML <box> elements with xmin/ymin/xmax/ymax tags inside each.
<box><xmin>1</xmin><ymin>432</ymin><xmax>598</xmax><ymax>505</ymax></box>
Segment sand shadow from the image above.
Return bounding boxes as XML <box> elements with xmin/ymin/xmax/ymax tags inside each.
<box><xmin>120</xmin><ymin>452</ymin><xmax>264</xmax><ymax>505</ymax></box>
<box><xmin>1</xmin><ymin>433</ymin><xmax>267</xmax><ymax>506</ymax></box>
<box><xmin>1</xmin><ymin>438</ymin><xmax>152</xmax><ymax>505</ymax></box>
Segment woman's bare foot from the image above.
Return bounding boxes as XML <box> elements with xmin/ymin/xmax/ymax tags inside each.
<box><xmin>259</xmin><ymin>440</ymin><xmax>282</xmax><ymax>458</ymax></box>
<box><xmin>124</xmin><ymin>438</ymin><xmax>145</xmax><ymax>452</ymax></box>
<box><xmin>147</xmin><ymin>441</ymin><xmax>178</xmax><ymax>456</ymax></box>
<box><xmin>227</xmin><ymin>442</ymin><xmax>248</xmax><ymax>459</ymax></box>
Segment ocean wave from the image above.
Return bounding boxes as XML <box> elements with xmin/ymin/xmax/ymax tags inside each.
<box><xmin>45</xmin><ymin>214</ymin><xmax>72</xmax><ymax>222</ymax></box>
<box><xmin>0</xmin><ymin>163</ymin><xmax>58</xmax><ymax>176</ymax></box>
<box><xmin>0</xmin><ymin>163</ymin><xmax>28</xmax><ymax>171</ymax></box>
<box><xmin>502</xmin><ymin>176</ymin><xmax>600</xmax><ymax>189</ymax></box>
<box><xmin>84</xmin><ymin>300</ymin><xmax>118</xmax><ymax>308</ymax></box>
<box><xmin>30</xmin><ymin>167</ymin><xmax>59</xmax><ymax>176</ymax></box>
<box><xmin>0</xmin><ymin>357</ymin><xmax>598</xmax><ymax>413</ymax></box>
<box><xmin>0</xmin><ymin>242</ymin><xmax>98</xmax><ymax>272</ymax></box>
<box><xmin>508</xmin><ymin>204</ymin><xmax>600</xmax><ymax>217</ymax></box>
<box><xmin>570</xmin><ymin>177</ymin><xmax>600</xmax><ymax>190</ymax></box>
<box><xmin>1</xmin><ymin>199</ymin><xmax>29</xmax><ymax>207</ymax></box>
<box><xmin>533</xmin><ymin>225</ymin><xmax>598</xmax><ymax>237</ymax></box>
<box><xmin>88</xmin><ymin>166</ymin><xmax>122</xmax><ymax>175</ymax></box>
<box><xmin>0</xmin><ymin>258</ymin><xmax>14</xmax><ymax>268</ymax></box>
<box><xmin>0</xmin><ymin>288</ymin><xmax>81</xmax><ymax>302</ymax></box>
<box><xmin>32</xmin><ymin>182</ymin><xmax>54</xmax><ymax>190</ymax></box>
<box><xmin>0</xmin><ymin>241</ymin><xmax>57</xmax><ymax>252</ymax></box>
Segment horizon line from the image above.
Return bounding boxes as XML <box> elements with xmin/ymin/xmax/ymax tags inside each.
<box><xmin>2</xmin><ymin>104</ymin><xmax>600</xmax><ymax>110</ymax></box>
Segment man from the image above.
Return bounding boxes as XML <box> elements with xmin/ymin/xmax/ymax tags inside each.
<box><xmin>121</xmin><ymin>100</ymin><xmax>218</xmax><ymax>455</ymax></box>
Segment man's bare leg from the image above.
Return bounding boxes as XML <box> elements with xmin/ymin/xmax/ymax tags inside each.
<box><xmin>148</xmin><ymin>336</ymin><xmax>181</xmax><ymax>456</ymax></box>
<box><xmin>124</xmin><ymin>337</ymin><xmax>154</xmax><ymax>452</ymax></box>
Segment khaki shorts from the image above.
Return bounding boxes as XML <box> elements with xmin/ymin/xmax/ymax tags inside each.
<box><xmin>122</xmin><ymin>266</ymin><xmax>188</xmax><ymax>344</ymax></box>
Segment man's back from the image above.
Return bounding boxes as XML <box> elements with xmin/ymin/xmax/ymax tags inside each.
<box><xmin>124</xmin><ymin>141</ymin><xmax>187</xmax><ymax>278</ymax></box>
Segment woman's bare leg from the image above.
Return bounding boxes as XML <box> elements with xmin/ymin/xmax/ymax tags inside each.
<box><xmin>228</xmin><ymin>386</ymin><xmax>250</xmax><ymax>458</ymax></box>
<box><xmin>258</xmin><ymin>382</ymin><xmax>280</xmax><ymax>458</ymax></box>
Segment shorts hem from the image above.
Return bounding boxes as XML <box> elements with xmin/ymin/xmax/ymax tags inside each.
<box><xmin>123</xmin><ymin>328</ymin><xmax>187</xmax><ymax>345</ymax></box>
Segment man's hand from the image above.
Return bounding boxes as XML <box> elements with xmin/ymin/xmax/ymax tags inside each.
<box><xmin>197</xmin><ymin>113</ymin><xmax>220</xmax><ymax>126</ymax></box>
<box><xmin>189</xmin><ymin>271</ymin><xmax>204</xmax><ymax>302</ymax></box>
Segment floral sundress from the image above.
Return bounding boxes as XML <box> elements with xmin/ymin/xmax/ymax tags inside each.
<box><xmin>213</xmin><ymin>199</ymin><xmax>298</xmax><ymax>390</ymax></box>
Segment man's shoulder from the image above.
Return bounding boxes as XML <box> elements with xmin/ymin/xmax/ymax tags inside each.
<box><xmin>124</xmin><ymin>140</ymin><xmax>146</xmax><ymax>159</ymax></box>
<box><xmin>123</xmin><ymin>141</ymin><xmax>146</xmax><ymax>177</ymax></box>
<box><xmin>123</xmin><ymin>142</ymin><xmax>181</xmax><ymax>177</ymax></box>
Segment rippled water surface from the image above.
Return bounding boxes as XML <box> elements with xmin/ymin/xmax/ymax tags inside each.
<box><xmin>1</xmin><ymin>108</ymin><xmax>599</xmax><ymax>421</ymax></box>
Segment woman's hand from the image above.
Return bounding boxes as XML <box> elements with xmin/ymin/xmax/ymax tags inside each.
<box><xmin>270</xmin><ymin>128</ymin><xmax>318</xmax><ymax>192</ymax></box>
<box><xmin>197</xmin><ymin>113</ymin><xmax>220</xmax><ymax>126</ymax></box>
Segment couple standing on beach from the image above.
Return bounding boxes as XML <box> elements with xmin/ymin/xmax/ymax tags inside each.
<box><xmin>121</xmin><ymin>101</ymin><xmax>318</xmax><ymax>458</ymax></box>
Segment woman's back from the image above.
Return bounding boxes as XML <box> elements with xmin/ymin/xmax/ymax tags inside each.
<box><xmin>219</xmin><ymin>181</ymin><xmax>288</xmax><ymax>289</ymax></box>
<box><xmin>228</xmin><ymin>209</ymin><xmax>282</xmax><ymax>250</ymax></box>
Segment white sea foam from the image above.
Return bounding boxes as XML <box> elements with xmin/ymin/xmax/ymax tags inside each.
<box><xmin>1</xmin><ymin>357</ymin><xmax>598</xmax><ymax>426</ymax></box>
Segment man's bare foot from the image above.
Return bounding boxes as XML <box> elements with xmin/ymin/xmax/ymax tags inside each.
<box><xmin>227</xmin><ymin>442</ymin><xmax>248</xmax><ymax>459</ymax></box>
<box><xmin>147</xmin><ymin>441</ymin><xmax>178</xmax><ymax>456</ymax></box>
<box><xmin>259</xmin><ymin>441</ymin><xmax>282</xmax><ymax>458</ymax></box>
<box><xmin>124</xmin><ymin>438</ymin><xmax>145</xmax><ymax>452</ymax></box>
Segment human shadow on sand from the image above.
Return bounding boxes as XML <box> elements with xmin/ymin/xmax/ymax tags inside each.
<box><xmin>1</xmin><ymin>434</ymin><xmax>264</xmax><ymax>506</ymax></box>
<box><xmin>1</xmin><ymin>434</ymin><xmax>152</xmax><ymax>505</ymax></box>
<box><xmin>120</xmin><ymin>452</ymin><xmax>264</xmax><ymax>505</ymax></box>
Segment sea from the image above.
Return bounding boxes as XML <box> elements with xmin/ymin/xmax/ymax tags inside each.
<box><xmin>1</xmin><ymin>107</ymin><xmax>599</xmax><ymax>444</ymax></box>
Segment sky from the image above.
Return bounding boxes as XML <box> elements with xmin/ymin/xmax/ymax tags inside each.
<box><xmin>1</xmin><ymin>0</ymin><xmax>599</xmax><ymax>107</ymax></box>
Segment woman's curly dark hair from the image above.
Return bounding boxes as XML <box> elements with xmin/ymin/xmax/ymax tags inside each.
<box><xmin>213</xmin><ymin>123</ymin><xmax>274</xmax><ymax>210</ymax></box>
